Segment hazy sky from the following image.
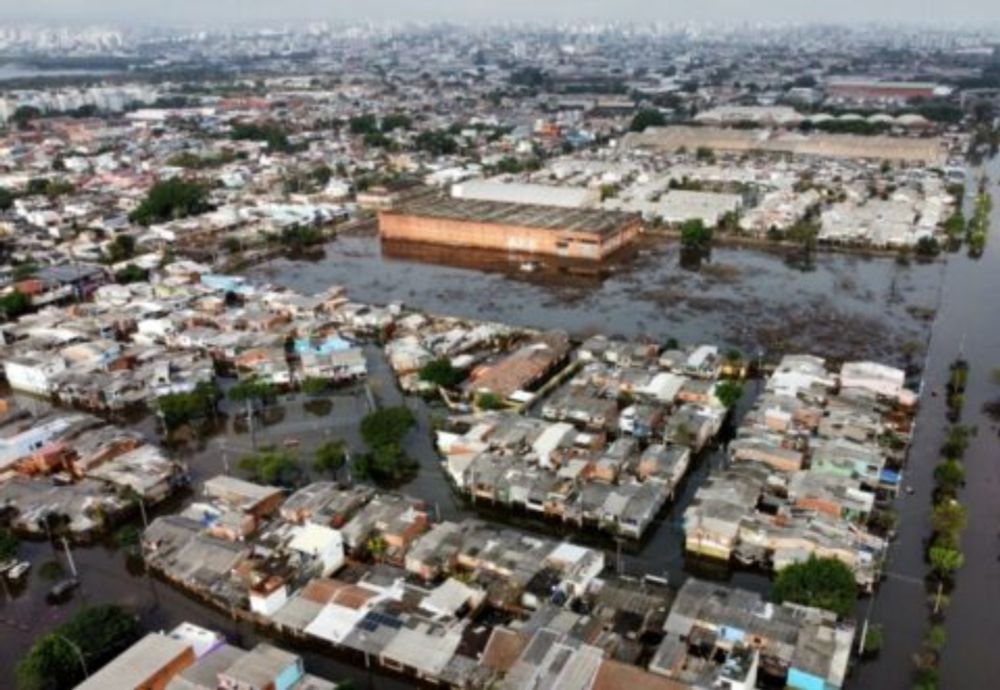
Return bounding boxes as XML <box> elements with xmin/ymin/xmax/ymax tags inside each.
<box><xmin>3</xmin><ymin>0</ymin><xmax>1000</xmax><ymax>27</ymax></box>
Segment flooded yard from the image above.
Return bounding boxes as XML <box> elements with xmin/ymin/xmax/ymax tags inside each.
<box><xmin>249</xmin><ymin>232</ymin><xmax>945</xmax><ymax>367</ymax></box>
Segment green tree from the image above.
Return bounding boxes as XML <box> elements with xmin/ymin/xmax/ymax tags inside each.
<box><xmin>366</xmin><ymin>535</ymin><xmax>388</xmax><ymax>560</ymax></box>
<box><xmin>772</xmin><ymin>556</ymin><xmax>857</xmax><ymax>618</ymax></box>
<box><xmin>929</xmin><ymin>545</ymin><xmax>964</xmax><ymax>578</ymax></box>
<box><xmin>311</xmin><ymin>164</ymin><xmax>333</xmax><ymax>186</ymax></box>
<box><xmin>239</xmin><ymin>449</ymin><xmax>302</xmax><ymax>488</ymax></box>
<box><xmin>629</xmin><ymin>108</ymin><xmax>666</xmax><ymax>132</ymax></box>
<box><xmin>380</xmin><ymin>113</ymin><xmax>411</xmax><ymax>132</ymax></box>
<box><xmin>314</xmin><ymin>441</ymin><xmax>347</xmax><ymax>476</ymax></box>
<box><xmin>679</xmin><ymin>218</ymin><xmax>713</xmax><ymax>251</ymax></box>
<box><xmin>106</xmin><ymin>234</ymin><xmax>136</xmax><ymax>264</ymax></box>
<box><xmin>300</xmin><ymin>377</ymin><xmax>330</xmax><ymax>396</ymax></box>
<box><xmin>360</xmin><ymin>407</ymin><xmax>416</xmax><ymax>448</ymax></box>
<box><xmin>17</xmin><ymin>605</ymin><xmax>140</xmax><ymax>690</ymax></box>
<box><xmin>349</xmin><ymin>113</ymin><xmax>378</xmax><ymax>135</ymax></box>
<box><xmin>0</xmin><ymin>186</ymin><xmax>14</xmax><ymax>211</ymax></box>
<box><xmin>940</xmin><ymin>424</ymin><xmax>973</xmax><ymax>459</ymax></box>
<box><xmin>933</xmin><ymin>460</ymin><xmax>964</xmax><ymax>497</ymax></box>
<box><xmin>115</xmin><ymin>264</ymin><xmax>149</xmax><ymax>285</ymax></box>
<box><xmin>868</xmin><ymin>508</ymin><xmax>898</xmax><ymax>535</ymax></box>
<box><xmin>714</xmin><ymin>380</ymin><xmax>744</xmax><ymax>410</ymax></box>
<box><xmin>275</xmin><ymin>224</ymin><xmax>324</xmax><ymax>250</ymax></box>
<box><xmin>228</xmin><ymin>377</ymin><xmax>277</xmax><ymax>405</ymax></box>
<box><xmin>419</xmin><ymin>358</ymin><xmax>464</xmax><ymax>388</ymax></box>
<box><xmin>363</xmin><ymin>130</ymin><xmax>392</xmax><ymax>149</ymax></box>
<box><xmin>861</xmin><ymin>623</ymin><xmax>884</xmax><ymax>656</ymax></box>
<box><xmin>930</xmin><ymin>500</ymin><xmax>967</xmax><ymax>536</ymax></box>
<box><xmin>916</xmin><ymin>236</ymin><xmax>941</xmax><ymax>258</ymax></box>
<box><xmin>476</xmin><ymin>392</ymin><xmax>504</xmax><ymax>410</ymax></box>
<box><xmin>414</xmin><ymin>129</ymin><xmax>458</xmax><ymax>155</ymax></box>
<box><xmin>0</xmin><ymin>290</ymin><xmax>31</xmax><ymax>320</ymax></box>
<box><xmin>130</xmin><ymin>178</ymin><xmax>211</xmax><ymax>226</ymax></box>
<box><xmin>356</xmin><ymin>407</ymin><xmax>418</xmax><ymax>483</ymax></box>
<box><xmin>12</xmin><ymin>105</ymin><xmax>42</xmax><ymax>129</ymax></box>
<box><xmin>230</xmin><ymin>121</ymin><xmax>293</xmax><ymax>152</ymax></box>
<box><xmin>926</xmin><ymin>624</ymin><xmax>947</xmax><ymax>651</ymax></box>
<box><xmin>156</xmin><ymin>382</ymin><xmax>220</xmax><ymax>432</ymax></box>
<box><xmin>0</xmin><ymin>527</ymin><xmax>19</xmax><ymax>561</ymax></box>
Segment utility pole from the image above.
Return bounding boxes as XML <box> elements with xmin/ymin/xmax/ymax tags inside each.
<box><xmin>246</xmin><ymin>398</ymin><xmax>256</xmax><ymax>449</ymax></box>
<box><xmin>60</xmin><ymin>537</ymin><xmax>78</xmax><ymax>578</ymax></box>
<box><xmin>54</xmin><ymin>634</ymin><xmax>88</xmax><ymax>679</ymax></box>
<box><xmin>137</xmin><ymin>494</ymin><xmax>148</xmax><ymax>530</ymax></box>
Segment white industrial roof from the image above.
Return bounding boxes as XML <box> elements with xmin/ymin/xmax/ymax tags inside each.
<box><xmin>452</xmin><ymin>179</ymin><xmax>598</xmax><ymax>209</ymax></box>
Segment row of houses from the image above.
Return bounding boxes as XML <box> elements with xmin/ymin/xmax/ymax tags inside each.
<box><xmin>142</xmin><ymin>473</ymin><xmax>858</xmax><ymax>690</ymax></box>
<box><xmin>684</xmin><ymin>355</ymin><xmax>915</xmax><ymax>589</ymax></box>
<box><xmin>432</xmin><ymin>339</ymin><xmax>736</xmax><ymax>539</ymax></box>
<box><xmin>0</xmin><ymin>403</ymin><xmax>184</xmax><ymax>538</ymax></box>
<box><xmin>1</xmin><ymin>262</ymin><xmax>375</xmax><ymax>410</ymax></box>
<box><xmin>77</xmin><ymin>621</ymin><xmax>338</xmax><ymax>690</ymax></box>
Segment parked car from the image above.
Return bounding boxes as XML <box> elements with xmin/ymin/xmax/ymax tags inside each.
<box><xmin>46</xmin><ymin>577</ymin><xmax>80</xmax><ymax>604</ymax></box>
<box><xmin>6</xmin><ymin>561</ymin><xmax>30</xmax><ymax>580</ymax></box>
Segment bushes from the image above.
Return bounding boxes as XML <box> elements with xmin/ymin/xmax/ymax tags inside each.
<box><xmin>419</xmin><ymin>358</ymin><xmax>464</xmax><ymax>388</ymax></box>
<box><xmin>476</xmin><ymin>392</ymin><xmax>505</xmax><ymax>410</ymax></box>
<box><xmin>300</xmin><ymin>377</ymin><xmax>330</xmax><ymax>396</ymax></box>
<box><xmin>274</xmin><ymin>224</ymin><xmax>324</xmax><ymax>251</ymax></box>
<box><xmin>713</xmin><ymin>380</ymin><xmax>744</xmax><ymax>410</ymax></box>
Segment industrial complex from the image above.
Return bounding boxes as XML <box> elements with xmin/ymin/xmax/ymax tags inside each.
<box><xmin>378</xmin><ymin>196</ymin><xmax>641</xmax><ymax>260</ymax></box>
<box><xmin>623</xmin><ymin>125</ymin><xmax>949</xmax><ymax>165</ymax></box>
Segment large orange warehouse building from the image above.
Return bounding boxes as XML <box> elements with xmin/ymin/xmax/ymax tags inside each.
<box><xmin>378</xmin><ymin>197</ymin><xmax>641</xmax><ymax>261</ymax></box>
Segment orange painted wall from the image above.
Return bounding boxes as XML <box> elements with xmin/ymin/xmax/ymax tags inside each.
<box><xmin>378</xmin><ymin>212</ymin><xmax>639</xmax><ymax>260</ymax></box>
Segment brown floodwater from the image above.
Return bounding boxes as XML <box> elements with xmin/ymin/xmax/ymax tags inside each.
<box><xmin>250</xmin><ymin>231</ymin><xmax>944</xmax><ymax>367</ymax></box>
<box><xmin>7</xmin><ymin>184</ymin><xmax>1000</xmax><ymax>689</ymax></box>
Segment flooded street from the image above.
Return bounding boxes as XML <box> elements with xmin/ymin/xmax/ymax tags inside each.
<box><xmin>854</xmin><ymin>158</ymin><xmax>1000</xmax><ymax>690</ymax></box>
<box><xmin>4</xmin><ymin>199</ymin><xmax>993</xmax><ymax>690</ymax></box>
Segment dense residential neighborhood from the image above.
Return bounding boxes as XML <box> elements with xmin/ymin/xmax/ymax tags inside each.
<box><xmin>0</xmin><ymin>13</ymin><xmax>998</xmax><ymax>690</ymax></box>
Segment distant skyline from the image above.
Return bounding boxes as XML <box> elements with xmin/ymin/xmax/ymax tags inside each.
<box><xmin>3</xmin><ymin>0</ymin><xmax>1000</xmax><ymax>29</ymax></box>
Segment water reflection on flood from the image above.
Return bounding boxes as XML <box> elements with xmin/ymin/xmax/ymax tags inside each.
<box><xmin>251</xmin><ymin>232</ymin><xmax>944</xmax><ymax>367</ymax></box>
